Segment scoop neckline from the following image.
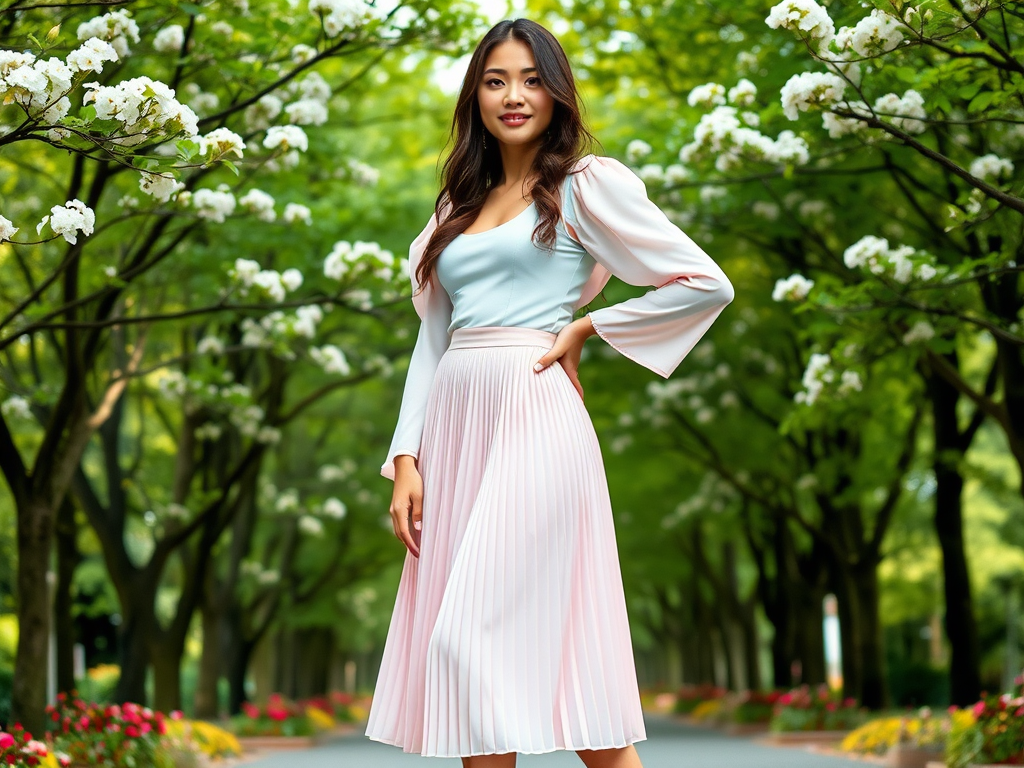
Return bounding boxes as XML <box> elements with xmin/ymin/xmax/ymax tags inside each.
<box><xmin>457</xmin><ymin>200</ymin><xmax>536</xmax><ymax>238</ymax></box>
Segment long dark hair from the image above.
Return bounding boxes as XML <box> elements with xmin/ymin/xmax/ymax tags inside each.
<box><xmin>414</xmin><ymin>18</ymin><xmax>600</xmax><ymax>293</ymax></box>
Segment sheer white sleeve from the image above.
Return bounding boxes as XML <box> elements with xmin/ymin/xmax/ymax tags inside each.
<box><xmin>564</xmin><ymin>155</ymin><xmax>735</xmax><ymax>379</ymax></box>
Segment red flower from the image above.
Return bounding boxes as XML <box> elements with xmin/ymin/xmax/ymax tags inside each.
<box><xmin>124</xmin><ymin>725</ymin><xmax>140</xmax><ymax>738</ymax></box>
<box><xmin>242</xmin><ymin>702</ymin><xmax>261</xmax><ymax>719</ymax></box>
<box><xmin>0</xmin><ymin>733</ymin><xmax>13</xmax><ymax>749</ymax></box>
<box><xmin>973</xmin><ymin>700</ymin><xmax>987</xmax><ymax>718</ymax></box>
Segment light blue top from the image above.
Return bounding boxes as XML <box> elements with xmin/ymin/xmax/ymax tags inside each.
<box><xmin>435</xmin><ymin>176</ymin><xmax>595</xmax><ymax>334</ymax></box>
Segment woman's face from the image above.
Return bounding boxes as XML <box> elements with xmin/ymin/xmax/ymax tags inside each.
<box><xmin>476</xmin><ymin>38</ymin><xmax>554</xmax><ymax>151</ymax></box>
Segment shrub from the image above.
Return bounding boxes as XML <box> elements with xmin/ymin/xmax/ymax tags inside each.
<box><xmin>841</xmin><ymin>708</ymin><xmax>948</xmax><ymax>756</ymax></box>
<box><xmin>770</xmin><ymin>684</ymin><xmax>868</xmax><ymax>732</ymax></box>
<box><xmin>672</xmin><ymin>684</ymin><xmax>727</xmax><ymax>715</ymax></box>
<box><xmin>732</xmin><ymin>690</ymin><xmax>785</xmax><ymax>724</ymax></box>
<box><xmin>946</xmin><ymin>677</ymin><xmax>1024</xmax><ymax>768</ymax></box>
<box><xmin>45</xmin><ymin>692</ymin><xmax>173</xmax><ymax>768</ymax></box>
<box><xmin>229</xmin><ymin>693</ymin><xmax>334</xmax><ymax>737</ymax></box>
<box><xmin>164</xmin><ymin>717</ymin><xmax>242</xmax><ymax>759</ymax></box>
<box><xmin>0</xmin><ymin>723</ymin><xmax>68</xmax><ymax>767</ymax></box>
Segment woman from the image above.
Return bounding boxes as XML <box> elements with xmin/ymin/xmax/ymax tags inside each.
<box><xmin>364</xmin><ymin>17</ymin><xmax>734</xmax><ymax>767</ymax></box>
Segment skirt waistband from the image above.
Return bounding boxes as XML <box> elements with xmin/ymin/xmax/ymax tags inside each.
<box><xmin>448</xmin><ymin>326</ymin><xmax>557</xmax><ymax>350</ymax></box>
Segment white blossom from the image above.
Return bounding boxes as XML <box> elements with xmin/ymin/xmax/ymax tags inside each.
<box><xmin>781</xmin><ymin>71</ymin><xmax>846</xmax><ymax>120</ymax></box>
<box><xmin>139</xmin><ymin>171</ymin><xmax>185</xmax><ymax>202</ymax></box>
<box><xmin>1</xmin><ymin>395</ymin><xmax>32</xmax><ymax>419</ymax></box>
<box><xmin>285</xmin><ymin>98</ymin><xmax>329</xmax><ymax>126</ymax></box>
<box><xmin>836</xmin><ymin>9</ymin><xmax>904</xmax><ymax>57</ymax></box>
<box><xmin>728</xmin><ymin>78</ymin><xmax>757</xmax><ymax>107</ymax></box>
<box><xmin>37</xmin><ymin>199</ymin><xmax>95</xmax><ymax>244</ymax></box>
<box><xmin>626</xmin><ymin>139</ymin><xmax>652</xmax><ymax>164</ymax></box>
<box><xmin>872</xmin><ymin>90</ymin><xmax>927</xmax><ymax>134</ymax></box>
<box><xmin>322</xmin><ymin>497</ymin><xmax>347</xmax><ymax>519</ymax></box>
<box><xmin>239</xmin><ymin>189</ymin><xmax>276</xmax><ymax>221</ymax></box>
<box><xmin>283</xmin><ymin>202</ymin><xmax>312</xmax><ymax>225</ymax></box>
<box><xmin>309</xmin><ymin>0</ymin><xmax>386</xmax><ymax>37</ymax></box>
<box><xmin>772</xmin><ymin>273</ymin><xmax>815</xmax><ymax>301</ymax></box>
<box><xmin>0</xmin><ymin>215</ymin><xmax>18</xmax><ymax>241</ymax></box>
<box><xmin>838</xmin><ymin>370</ymin><xmax>863</xmax><ymax>395</ymax></box>
<box><xmin>765</xmin><ymin>0</ymin><xmax>835</xmax><ymax>48</ymax></box>
<box><xmin>346</xmin><ymin>158</ymin><xmax>379</xmax><ymax>185</ymax></box>
<box><xmin>256</xmin><ymin>426</ymin><xmax>281</xmax><ymax>444</ymax></box>
<box><xmin>752</xmin><ymin>201</ymin><xmax>779</xmax><ymax>220</ymax></box>
<box><xmin>299</xmin><ymin>514</ymin><xmax>324</xmax><ymax>536</ymax></box>
<box><xmin>264</xmin><ymin>125</ymin><xmax>308</xmax><ymax>152</ymax></box>
<box><xmin>153</xmin><ymin>24</ymin><xmax>185</xmax><ymax>53</ymax></box>
<box><xmin>822</xmin><ymin>101</ymin><xmax>871</xmax><ymax>138</ymax></box>
<box><xmin>210</xmin><ymin>21</ymin><xmax>234</xmax><ymax>37</ymax></box>
<box><xmin>903</xmin><ymin>320</ymin><xmax>935</xmax><ymax>344</ymax></box>
<box><xmin>199</xmin><ymin>127</ymin><xmax>245</xmax><ymax>159</ymax></box>
<box><xmin>310</xmin><ymin>344</ymin><xmax>350</xmax><ymax>375</ymax></box>
<box><xmin>197</xmin><ymin>336</ymin><xmax>224</xmax><ymax>355</ymax></box>
<box><xmin>637</xmin><ymin>164</ymin><xmax>664</xmax><ymax>185</ymax></box>
<box><xmin>794</xmin><ymin>352</ymin><xmax>833</xmax><ymax>405</ymax></box>
<box><xmin>82</xmin><ymin>76</ymin><xmax>199</xmax><ymax>143</ymax></box>
<box><xmin>687</xmin><ymin>82</ymin><xmax>727</xmax><ymax>108</ymax></box>
<box><xmin>969</xmin><ymin>154</ymin><xmax>1014</xmax><ymax>182</ymax></box>
<box><xmin>191</xmin><ymin>187</ymin><xmax>236</xmax><ymax>223</ymax></box>
<box><xmin>232</xmin><ymin>258</ymin><xmax>261</xmax><ymax>288</ymax></box>
<box><xmin>195</xmin><ymin>422</ymin><xmax>223</xmax><ymax>441</ymax></box>
<box><xmin>66</xmin><ymin>37</ymin><xmax>119</xmax><ymax>73</ymax></box>
<box><xmin>77</xmin><ymin>9</ymin><xmax>140</xmax><ymax>57</ymax></box>
<box><xmin>291</xmin><ymin>44</ymin><xmax>317</xmax><ymax>64</ymax></box>
<box><xmin>293</xmin><ymin>304</ymin><xmax>322</xmax><ymax>337</ymax></box>
<box><xmin>244</xmin><ymin>94</ymin><xmax>283</xmax><ymax>132</ymax></box>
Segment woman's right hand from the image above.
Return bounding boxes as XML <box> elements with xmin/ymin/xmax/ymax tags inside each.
<box><xmin>390</xmin><ymin>455</ymin><xmax>422</xmax><ymax>558</ymax></box>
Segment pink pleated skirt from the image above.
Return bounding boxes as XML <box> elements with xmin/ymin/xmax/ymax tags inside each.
<box><xmin>364</xmin><ymin>325</ymin><xmax>647</xmax><ymax>758</ymax></box>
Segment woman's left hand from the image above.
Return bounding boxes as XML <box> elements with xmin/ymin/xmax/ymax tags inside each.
<box><xmin>533</xmin><ymin>316</ymin><xmax>596</xmax><ymax>401</ymax></box>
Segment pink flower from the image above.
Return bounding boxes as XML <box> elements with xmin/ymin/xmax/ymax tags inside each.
<box><xmin>170</xmin><ymin>710</ymin><xmax>184</xmax><ymax>721</ymax></box>
<box><xmin>972</xmin><ymin>701</ymin><xmax>986</xmax><ymax>717</ymax></box>
<box><xmin>0</xmin><ymin>732</ymin><xmax>14</xmax><ymax>749</ymax></box>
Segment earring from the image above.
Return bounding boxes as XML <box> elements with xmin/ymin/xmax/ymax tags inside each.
<box><xmin>483</xmin><ymin>132</ymin><xmax>488</xmax><ymax>150</ymax></box>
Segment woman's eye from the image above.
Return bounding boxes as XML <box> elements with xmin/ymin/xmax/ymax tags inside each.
<box><xmin>527</xmin><ymin>77</ymin><xmax>541</xmax><ymax>85</ymax></box>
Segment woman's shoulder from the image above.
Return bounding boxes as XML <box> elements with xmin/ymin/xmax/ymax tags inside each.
<box><xmin>564</xmin><ymin>154</ymin><xmax>646</xmax><ymax>216</ymax></box>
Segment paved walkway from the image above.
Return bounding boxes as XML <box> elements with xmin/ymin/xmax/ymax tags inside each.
<box><xmin>242</xmin><ymin>713</ymin><xmax>870</xmax><ymax>767</ymax></box>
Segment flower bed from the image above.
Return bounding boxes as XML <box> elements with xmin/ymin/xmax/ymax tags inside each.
<box><xmin>770</xmin><ymin>684</ymin><xmax>868</xmax><ymax>733</ymax></box>
<box><xmin>0</xmin><ymin>723</ymin><xmax>67</xmax><ymax>767</ymax></box>
<box><xmin>841</xmin><ymin>708</ymin><xmax>948</xmax><ymax>757</ymax></box>
<box><xmin>673</xmin><ymin>684</ymin><xmax>727</xmax><ymax>715</ymax></box>
<box><xmin>230</xmin><ymin>693</ymin><xmax>338</xmax><ymax>738</ymax></box>
<box><xmin>946</xmin><ymin>678</ymin><xmax>1024</xmax><ymax>768</ymax></box>
<box><xmin>734</xmin><ymin>690</ymin><xmax>785</xmax><ymax>724</ymax></box>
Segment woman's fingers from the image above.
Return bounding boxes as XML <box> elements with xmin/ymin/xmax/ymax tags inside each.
<box><xmin>390</xmin><ymin>494</ymin><xmax>421</xmax><ymax>558</ymax></box>
<box><xmin>559</xmin><ymin>359</ymin><xmax>585</xmax><ymax>401</ymax></box>
<box><xmin>533</xmin><ymin>339</ymin><xmax>566</xmax><ymax>371</ymax></box>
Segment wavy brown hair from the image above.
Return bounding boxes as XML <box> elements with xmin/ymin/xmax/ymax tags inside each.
<box><xmin>414</xmin><ymin>18</ymin><xmax>600</xmax><ymax>294</ymax></box>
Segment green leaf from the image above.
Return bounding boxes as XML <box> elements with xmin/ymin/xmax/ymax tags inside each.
<box><xmin>967</xmin><ymin>91</ymin><xmax>995</xmax><ymax>113</ymax></box>
<box><xmin>221</xmin><ymin>159</ymin><xmax>240</xmax><ymax>177</ymax></box>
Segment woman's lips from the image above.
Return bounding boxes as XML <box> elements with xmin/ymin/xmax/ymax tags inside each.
<box><xmin>500</xmin><ymin>115</ymin><xmax>530</xmax><ymax>126</ymax></box>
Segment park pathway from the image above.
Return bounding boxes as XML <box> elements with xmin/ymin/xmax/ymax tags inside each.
<box><xmin>241</xmin><ymin>713</ymin><xmax>871</xmax><ymax>767</ymax></box>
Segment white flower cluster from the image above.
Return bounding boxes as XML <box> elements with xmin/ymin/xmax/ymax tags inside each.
<box><xmin>283</xmin><ymin>202</ymin><xmax>312</xmax><ymax>225</ymax></box>
<box><xmin>192</xmin><ymin>186</ymin><xmax>236</xmax><ymax>222</ymax></box>
<box><xmin>795</xmin><ymin>353</ymin><xmax>862</xmax><ymax>404</ymax></box>
<box><xmin>872</xmin><ymin>90</ymin><xmax>927</xmax><ymax>134</ymax></box>
<box><xmin>321</xmin><ymin>497</ymin><xmax>347</xmax><ymax>519</ymax></box>
<box><xmin>780</xmin><ymin>71</ymin><xmax>846</xmax><ymax>121</ymax></box>
<box><xmin>626</xmin><ymin>139</ymin><xmax>652</xmax><ymax>164</ymax></box>
<box><xmin>843</xmin><ymin>235</ymin><xmax>937</xmax><ymax>283</ymax></box>
<box><xmin>83</xmin><ymin>76</ymin><xmax>199</xmax><ymax>146</ymax></box>
<box><xmin>687</xmin><ymin>82</ymin><xmax>727</xmax><ymax>108</ymax></box>
<box><xmin>308</xmin><ymin>0</ymin><xmax>387</xmax><ymax>37</ymax></box>
<box><xmin>77</xmin><ymin>9</ymin><xmax>140</xmax><ymax>57</ymax></box>
<box><xmin>680</xmin><ymin>105</ymin><xmax>810</xmax><ymax>171</ymax></box>
<box><xmin>299</xmin><ymin>515</ymin><xmax>324</xmax><ymax>536</ymax></box>
<box><xmin>772</xmin><ymin>273</ymin><xmax>815</xmax><ymax>301</ymax></box>
<box><xmin>197</xmin><ymin>336</ymin><xmax>224</xmax><ymax>355</ymax></box>
<box><xmin>67</xmin><ymin>37</ymin><xmax>119</xmax><ymax>74</ymax></box>
<box><xmin>310</xmin><ymin>344</ymin><xmax>351</xmax><ymax>375</ymax></box>
<box><xmin>319</xmin><ymin>459</ymin><xmax>356</xmax><ymax>481</ymax></box>
<box><xmin>153</xmin><ymin>24</ymin><xmax>186</xmax><ymax>54</ymax></box>
<box><xmin>244</xmin><ymin>94</ymin><xmax>283</xmax><ymax>132</ymax></box>
<box><xmin>239</xmin><ymin>189</ymin><xmax>277</xmax><ymax>222</ymax></box>
<box><xmin>727</xmin><ymin>78</ymin><xmax>757</xmax><ymax>107</ymax></box>
<box><xmin>834</xmin><ymin>8</ymin><xmax>904</xmax><ymax>57</ymax></box>
<box><xmin>765</xmin><ymin>0</ymin><xmax>835</xmax><ymax>49</ymax></box>
<box><xmin>0</xmin><ymin>214</ymin><xmax>18</xmax><ymax>242</ymax></box>
<box><xmin>37</xmin><ymin>199</ymin><xmax>95</xmax><ymax>244</ymax></box>
<box><xmin>240</xmin><ymin>560</ymin><xmax>280</xmax><ymax>585</ymax></box>
<box><xmin>1</xmin><ymin>395</ymin><xmax>32</xmax><ymax>419</ymax></box>
<box><xmin>903</xmin><ymin>320</ymin><xmax>935</xmax><ymax>344</ymax></box>
<box><xmin>199</xmin><ymin>127</ymin><xmax>245</xmax><ymax>159</ymax></box>
<box><xmin>323</xmin><ymin>239</ymin><xmax>395</xmax><ymax>281</ymax></box>
<box><xmin>139</xmin><ymin>171</ymin><xmax>185</xmax><ymax>202</ymax></box>
<box><xmin>231</xmin><ymin>258</ymin><xmax>307</xmax><ymax>303</ymax></box>
<box><xmin>346</xmin><ymin>158</ymin><xmax>380</xmax><ymax>186</ymax></box>
<box><xmin>822</xmin><ymin>101</ymin><xmax>871</xmax><ymax>138</ymax></box>
<box><xmin>264</xmin><ymin>125</ymin><xmax>308</xmax><ymax>152</ymax></box>
<box><xmin>969</xmin><ymin>154</ymin><xmax>1014</xmax><ymax>182</ymax></box>
<box><xmin>0</xmin><ymin>51</ymin><xmax>76</xmax><ymax>126</ymax></box>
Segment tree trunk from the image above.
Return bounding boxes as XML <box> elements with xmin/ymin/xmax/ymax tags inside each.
<box><xmin>194</xmin><ymin>603</ymin><xmax>222</xmax><ymax>719</ymax></box>
<box><xmin>12</xmin><ymin>497</ymin><xmax>55</xmax><ymax>734</ymax></box>
<box><xmin>854</xmin><ymin>561</ymin><xmax>888</xmax><ymax>708</ymax></box>
<box><xmin>927</xmin><ymin>367</ymin><xmax>982</xmax><ymax>705</ymax></box>
<box><xmin>54</xmin><ymin>498</ymin><xmax>80</xmax><ymax>695</ymax></box>
<box><xmin>151</xmin><ymin>643</ymin><xmax>183</xmax><ymax>713</ymax></box>
<box><xmin>115</xmin><ymin>605</ymin><xmax>153</xmax><ymax>705</ymax></box>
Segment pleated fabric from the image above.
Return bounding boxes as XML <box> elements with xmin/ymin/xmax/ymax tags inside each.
<box><xmin>364</xmin><ymin>325</ymin><xmax>647</xmax><ymax>758</ymax></box>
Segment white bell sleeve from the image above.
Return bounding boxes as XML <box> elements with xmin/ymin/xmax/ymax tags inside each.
<box><xmin>380</xmin><ymin>211</ymin><xmax>454</xmax><ymax>481</ymax></box>
<box><xmin>564</xmin><ymin>155</ymin><xmax>735</xmax><ymax>378</ymax></box>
